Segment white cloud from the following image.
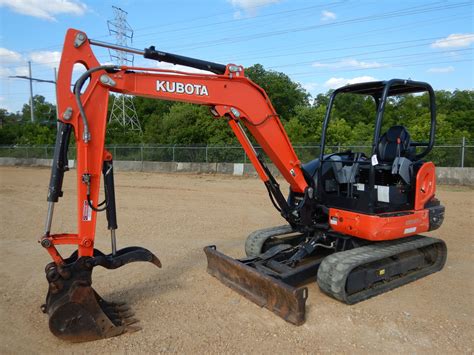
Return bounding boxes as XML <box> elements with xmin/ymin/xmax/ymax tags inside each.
<box><xmin>312</xmin><ymin>58</ymin><xmax>386</xmax><ymax>70</ymax></box>
<box><xmin>0</xmin><ymin>48</ymin><xmax>23</xmax><ymax>77</ymax></box>
<box><xmin>14</xmin><ymin>66</ymin><xmax>29</xmax><ymax>76</ymax></box>
<box><xmin>0</xmin><ymin>96</ymin><xmax>10</xmax><ymax>111</ymax></box>
<box><xmin>0</xmin><ymin>48</ymin><xmax>63</xmax><ymax>79</ymax></box>
<box><xmin>427</xmin><ymin>66</ymin><xmax>455</xmax><ymax>73</ymax></box>
<box><xmin>321</xmin><ymin>10</ymin><xmax>336</xmax><ymax>21</ymax></box>
<box><xmin>431</xmin><ymin>33</ymin><xmax>474</xmax><ymax>49</ymax></box>
<box><xmin>324</xmin><ymin>76</ymin><xmax>378</xmax><ymax>89</ymax></box>
<box><xmin>302</xmin><ymin>82</ymin><xmax>319</xmax><ymax>92</ymax></box>
<box><xmin>0</xmin><ymin>47</ymin><xmax>22</xmax><ymax>64</ymax></box>
<box><xmin>233</xmin><ymin>10</ymin><xmax>243</xmax><ymax>19</ymax></box>
<box><xmin>228</xmin><ymin>0</ymin><xmax>280</xmax><ymax>17</ymax></box>
<box><xmin>29</xmin><ymin>51</ymin><xmax>61</xmax><ymax>69</ymax></box>
<box><xmin>0</xmin><ymin>0</ymin><xmax>87</xmax><ymax>21</ymax></box>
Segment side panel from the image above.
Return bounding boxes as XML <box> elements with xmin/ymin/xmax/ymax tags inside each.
<box><xmin>328</xmin><ymin>208</ymin><xmax>430</xmax><ymax>241</ymax></box>
<box><xmin>414</xmin><ymin>162</ymin><xmax>436</xmax><ymax>210</ymax></box>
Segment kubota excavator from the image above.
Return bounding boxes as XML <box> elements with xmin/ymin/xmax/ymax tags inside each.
<box><xmin>41</xmin><ymin>28</ymin><xmax>446</xmax><ymax>342</ymax></box>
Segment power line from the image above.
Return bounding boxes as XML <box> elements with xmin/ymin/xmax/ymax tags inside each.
<box><xmin>268</xmin><ymin>44</ymin><xmax>474</xmax><ymax>70</ymax></box>
<box><xmin>4</xmin><ymin>1</ymin><xmax>466</xmax><ymax>56</ymax></box>
<box><xmin>5</xmin><ymin>11</ymin><xmax>465</xmax><ymax>75</ymax></box>
<box><xmin>164</xmin><ymin>2</ymin><xmax>471</xmax><ymax>51</ymax></box>
<box><xmin>7</xmin><ymin>61</ymin><xmax>55</xmax><ymax>122</ymax></box>
<box><xmin>287</xmin><ymin>58</ymin><xmax>472</xmax><ymax>77</ymax></box>
<box><xmin>131</xmin><ymin>1</ymin><xmax>347</xmax><ymax>43</ymax></box>
<box><xmin>212</xmin><ymin>12</ymin><xmax>470</xmax><ymax>63</ymax></box>
<box><xmin>3</xmin><ymin>1</ymin><xmax>346</xmax><ymax>55</ymax></box>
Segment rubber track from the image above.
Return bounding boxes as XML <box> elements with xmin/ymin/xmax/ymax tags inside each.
<box><xmin>245</xmin><ymin>225</ymin><xmax>294</xmax><ymax>257</ymax></box>
<box><xmin>317</xmin><ymin>235</ymin><xmax>447</xmax><ymax>304</ymax></box>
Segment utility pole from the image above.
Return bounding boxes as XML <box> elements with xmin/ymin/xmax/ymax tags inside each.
<box><xmin>9</xmin><ymin>63</ymin><xmax>56</xmax><ymax>123</ymax></box>
<box><xmin>107</xmin><ymin>6</ymin><xmax>141</xmax><ymax>132</ymax></box>
<box><xmin>54</xmin><ymin>68</ymin><xmax>59</xmax><ymax>120</ymax></box>
<box><xmin>28</xmin><ymin>61</ymin><xmax>34</xmax><ymax>122</ymax></box>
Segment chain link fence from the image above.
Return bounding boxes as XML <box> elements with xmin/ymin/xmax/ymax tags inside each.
<box><xmin>0</xmin><ymin>138</ymin><xmax>472</xmax><ymax>167</ymax></box>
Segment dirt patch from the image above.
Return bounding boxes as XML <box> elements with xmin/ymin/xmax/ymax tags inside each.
<box><xmin>0</xmin><ymin>166</ymin><xmax>472</xmax><ymax>353</ymax></box>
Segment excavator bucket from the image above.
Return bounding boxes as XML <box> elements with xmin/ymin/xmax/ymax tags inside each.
<box><xmin>42</xmin><ymin>247</ymin><xmax>161</xmax><ymax>342</ymax></box>
<box><xmin>204</xmin><ymin>246</ymin><xmax>308</xmax><ymax>325</ymax></box>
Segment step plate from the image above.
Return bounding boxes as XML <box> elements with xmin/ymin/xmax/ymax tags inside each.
<box><xmin>204</xmin><ymin>246</ymin><xmax>307</xmax><ymax>325</ymax></box>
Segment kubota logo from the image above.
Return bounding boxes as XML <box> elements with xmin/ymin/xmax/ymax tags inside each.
<box><xmin>156</xmin><ymin>80</ymin><xmax>209</xmax><ymax>96</ymax></box>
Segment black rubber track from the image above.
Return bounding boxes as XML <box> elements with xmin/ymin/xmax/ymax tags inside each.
<box><xmin>245</xmin><ymin>225</ymin><xmax>294</xmax><ymax>257</ymax></box>
<box><xmin>317</xmin><ymin>235</ymin><xmax>447</xmax><ymax>304</ymax></box>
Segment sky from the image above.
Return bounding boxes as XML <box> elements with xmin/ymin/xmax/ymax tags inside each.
<box><xmin>0</xmin><ymin>0</ymin><xmax>473</xmax><ymax>113</ymax></box>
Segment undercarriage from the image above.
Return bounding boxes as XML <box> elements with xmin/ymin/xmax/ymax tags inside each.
<box><xmin>205</xmin><ymin>225</ymin><xmax>447</xmax><ymax>324</ymax></box>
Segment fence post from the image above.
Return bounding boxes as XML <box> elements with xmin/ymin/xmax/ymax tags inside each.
<box><xmin>26</xmin><ymin>146</ymin><xmax>29</xmax><ymax>159</ymax></box>
<box><xmin>205</xmin><ymin>145</ymin><xmax>208</xmax><ymax>163</ymax></box>
<box><xmin>172</xmin><ymin>145</ymin><xmax>176</xmax><ymax>162</ymax></box>
<box><xmin>45</xmin><ymin>146</ymin><xmax>48</xmax><ymax>159</ymax></box>
<box><xmin>461</xmin><ymin>136</ymin><xmax>465</xmax><ymax>168</ymax></box>
<box><xmin>140</xmin><ymin>145</ymin><xmax>144</xmax><ymax>162</ymax></box>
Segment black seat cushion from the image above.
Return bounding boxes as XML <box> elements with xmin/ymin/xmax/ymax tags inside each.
<box><xmin>377</xmin><ymin>125</ymin><xmax>412</xmax><ymax>163</ymax></box>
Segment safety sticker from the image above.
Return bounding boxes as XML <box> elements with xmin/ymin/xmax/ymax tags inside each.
<box><xmin>404</xmin><ymin>227</ymin><xmax>417</xmax><ymax>234</ymax></box>
<box><xmin>377</xmin><ymin>185</ymin><xmax>390</xmax><ymax>203</ymax></box>
<box><xmin>82</xmin><ymin>200</ymin><xmax>92</xmax><ymax>221</ymax></box>
<box><xmin>371</xmin><ymin>154</ymin><xmax>379</xmax><ymax>166</ymax></box>
<box><xmin>330</xmin><ymin>216</ymin><xmax>338</xmax><ymax>225</ymax></box>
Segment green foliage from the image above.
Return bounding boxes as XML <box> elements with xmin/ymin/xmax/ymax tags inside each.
<box><xmin>0</xmin><ymin>96</ymin><xmax>57</xmax><ymax>145</ymax></box>
<box><xmin>284</xmin><ymin>105</ymin><xmax>325</xmax><ymax>143</ymax></box>
<box><xmin>245</xmin><ymin>64</ymin><xmax>309</xmax><ymax>121</ymax></box>
<box><xmin>155</xmin><ymin>103</ymin><xmax>236</xmax><ymax>144</ymax></box>
<box><xmin>22</xmin><ymin>95</ymin><xmax>57</xmax><ymax>125</ymax></box>
<box><xmin>0</xmin><ymin>68</ymin><xmax>472</xmax><ymax>155</ymax></box>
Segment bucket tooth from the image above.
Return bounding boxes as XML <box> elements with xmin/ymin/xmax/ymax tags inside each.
<box><xmin>46</xmin><ymin>283</ymin><xmax>129</xmax><ymax>342</ymax></box>
<box><xmin>43</xmin><ymin>247</ymin><xmax>160</xmax><ymax>342</ymax></box>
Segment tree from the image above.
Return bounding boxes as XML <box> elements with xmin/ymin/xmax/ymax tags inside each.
<box><xmin>245</xmin><ymin>64</ymin><xmax>309</xmax><ymax>121</ymax></box>
<box><xmin>155</xmin><ymin>103</ymin><xmax>235</xmax><ymax>144</ymax></box>
<box><xmin>22</xmin><ymin>95</ymin><xmax>57</xmax><ymax>125</ymax></box>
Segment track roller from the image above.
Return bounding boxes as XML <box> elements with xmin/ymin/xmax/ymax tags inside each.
<box><xmin>317</xmin><ymin>235</ymin><xmax>447</xmax><ymax>304</ymax></box>
<box><xmin>244</xmin><ymin>225</ymin><xmax>295</xmax><ymax>257</ymax></box>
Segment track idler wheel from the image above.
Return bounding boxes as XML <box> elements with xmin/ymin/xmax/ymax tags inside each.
<box><xmin>42</xmin><ymin>247</ymin><xmax>161</xmax><ymax>342</ymax></box>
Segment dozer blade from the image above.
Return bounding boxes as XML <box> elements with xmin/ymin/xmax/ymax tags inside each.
<box><xmin>43</xmin><ymin>247</ymin><xmax>161</xmax><ymax>342</ymax></box>
<box><xmin>204</xmin><ymin>246</ymin><xmax>308</xmax><ymax>325</ymax></box>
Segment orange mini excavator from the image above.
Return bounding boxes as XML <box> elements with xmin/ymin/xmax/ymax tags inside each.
<box><xmin>40</xmin><ymin>29</ymin><xmax>446</xmax><ymax>342</ymax></box>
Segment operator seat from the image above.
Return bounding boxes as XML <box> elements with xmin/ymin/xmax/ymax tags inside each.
<box><xmin>376</xmin><ymin>125</ymin><xmax>415</xmax><ymax>184</ymax></box>
<box><xmin>377</xmin><ymin>125</ymin><xmax>413</xmax><ymax>163</ymax></box>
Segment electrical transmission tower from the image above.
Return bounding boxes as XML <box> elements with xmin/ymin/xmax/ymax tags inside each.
<box><xmin>107</xmin><ymin>6</ymin><xmax>141</xmax><ymax>132</ymax></box>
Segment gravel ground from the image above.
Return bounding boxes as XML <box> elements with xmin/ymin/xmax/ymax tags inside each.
<box><xmin>0</xmin><ymin>166</ymin><xmax>472</xmax><ymax>354</ymax></box>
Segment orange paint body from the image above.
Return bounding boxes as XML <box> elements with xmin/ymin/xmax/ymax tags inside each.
<box><xmin>329</xmin><ymin>162</ymin><xmax>436</xmax><ymax>241</ymax></box>
<box><xmin>46</xmin><ymin>28</ymin><xmax>439</xmax><ymax>264</ymax></box>
<box><xmin>50</xmin><ymin>29</ymin><xmax>306</xmax><ymax>260</ymax></box>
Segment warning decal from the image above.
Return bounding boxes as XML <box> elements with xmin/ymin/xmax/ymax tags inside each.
<box><xmin>82</xmin><ymin>200</ymin><xmax>92</xmax><ymax>221</ymax></box>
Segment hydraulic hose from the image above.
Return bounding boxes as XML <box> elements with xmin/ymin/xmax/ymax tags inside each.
<box><xmin>73</xmin><ymin>64</ymin><xmax>117</xmax><ymax>143</ymax></box>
